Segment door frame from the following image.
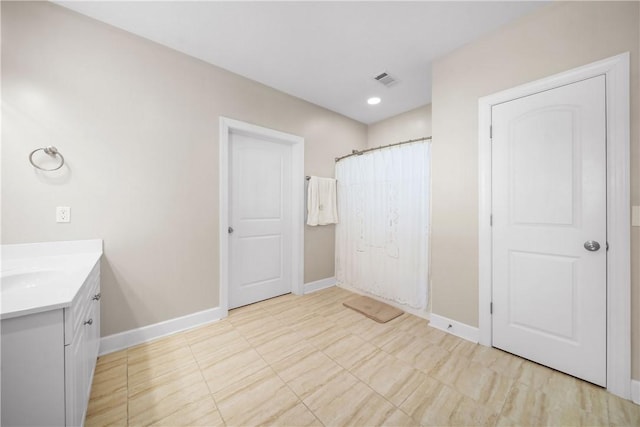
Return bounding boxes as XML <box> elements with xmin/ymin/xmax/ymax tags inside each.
<box><xmin>219</xmin><ymin>117</ymin><xmax>305</xmax><ymax>317</ymax></box>
<box><xmin>478</xmin><ymin>53</ymin><xmax>630</xmax><ymax>398</ymax></box>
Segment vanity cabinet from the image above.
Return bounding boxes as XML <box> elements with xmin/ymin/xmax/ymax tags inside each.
<box><xmin>0</xmin><ymin>261</ymin><xmax>101</xmax><ymax>427</ymax></box>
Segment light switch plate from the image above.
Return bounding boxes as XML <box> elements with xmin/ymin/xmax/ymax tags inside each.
<box><xmin>632</xmin><ymin>206</ymin><xmax>640</xmax><ymax>227</ymax></box>
<box><xmin>56</xmin><ymin>206</ymin><xmax>70</xmax><ymax>223</ymax></box>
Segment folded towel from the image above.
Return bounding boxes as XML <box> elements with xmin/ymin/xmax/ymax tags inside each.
<box><xmin>307</xmin><ymin>176</ymin><xmax>338</xmax><ymax>226</ymax></box>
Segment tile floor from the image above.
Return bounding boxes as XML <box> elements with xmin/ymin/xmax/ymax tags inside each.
<box><xmin>86</xmin><ymin>286</ymin><xmax>640</xmax><ymax>426</ymax></box>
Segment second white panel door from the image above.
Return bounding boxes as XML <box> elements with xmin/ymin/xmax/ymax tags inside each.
<box><xmin>491</xmin><ymin>75</ymin><xmax>607</xmax><ymax>386</ymax></box>
<box><xmin>229</xmin><ymin>131</ymin><xmax>292</xmax><ymax>309</ymax></box>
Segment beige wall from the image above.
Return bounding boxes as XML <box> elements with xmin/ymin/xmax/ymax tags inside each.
<box><xmin>1</xmin><ymin>2</ymin><xmax>367</xmax><ymax>336</ymax></box>
<box><xmin>430</xmin><ymin>1</ymin><xmax>640</xmax><ymax>379</ymax></box>
<box><xmin>366</xmin><ymin>104</ymin><xmax>432</xmax><ymax>149</ymax></box>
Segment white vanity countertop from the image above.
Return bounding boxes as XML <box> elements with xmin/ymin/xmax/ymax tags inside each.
<box><xmin>1</xmin><ymin>240</ymin><xmax>103</xmax><ymax>320</ymax></box>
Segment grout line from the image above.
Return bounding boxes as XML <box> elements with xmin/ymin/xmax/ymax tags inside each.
<box><xmin>324</xmin><ymin>340</ymin><xmax>409</xmax><ymax>422</ymax></box>
<box><xmin>297</xmin><ymin>304</ymin><xmax>405</xmax><ymax>423</ymax></box>
<box><xmin>185</xmin><ymin>332</ymin><xmax>216</xmax><ymax>396</ymax></box>
<box><xmin>185</xmin><ymin>322</ymin><xmax>243</xmax><ymax>427</ymax></box>
<box><xmin>493</xmin><ymin>379</ymin><xmax>516</xmax><ymax>426</ymax></box>
<box><xmin>258</xmin><ymin>307</ymin><xmax>331</xmax><ymax>422</ymax></box>
<box><xmin>312</xmin><ymin>310</ymin><xmax>436</xmax><ymax>425</ymax></box>
<box><xmin>249</xmin><ymin>296</ymin><xmax>350</xmax><ymax>426</ymax></box>
<box><xmin>254</xmin><ymin>339</ymin><xmax>326</xmax><ymax>426</ymax></box>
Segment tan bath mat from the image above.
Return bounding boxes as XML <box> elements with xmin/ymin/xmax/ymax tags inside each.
<box><xmin>343</xmin><ymin>295</ymin><xmax>404</xmax><ymax>323</ymax></box>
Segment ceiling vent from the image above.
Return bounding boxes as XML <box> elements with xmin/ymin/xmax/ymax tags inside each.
<box><xmin>374</xmin><ymin>72</ymin><xmax>397</xmax><ymax>87</ymax></box>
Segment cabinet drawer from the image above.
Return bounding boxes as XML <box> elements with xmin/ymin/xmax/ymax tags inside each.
<box><xmin>64</xmin><ymin>262</ymin><xmax>101</xmax><ymax>345</ymax></box>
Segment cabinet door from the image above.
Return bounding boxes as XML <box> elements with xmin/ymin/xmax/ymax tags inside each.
<box><xmin>65</xmin><ymin>323</ymin><xmax>88</xmax><ymax>427</ymax></box>
<box><xmin>83</xmin><ymin>301</ymin><xmax>100</xmax><ymax>417</ymax></box>
<box><xmin>89</xmin><ymin>285</ymin><xmax>101</xmax><ymax>364</ymax></box>
<box><xmin>1</xmin><ymin>310</ymin><xmax>65</xmax><ymax>426</ymax></box>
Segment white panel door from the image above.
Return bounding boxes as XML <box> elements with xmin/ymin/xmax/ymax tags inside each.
<box><xmin>491</xmin><ymin>75</ymin><xmax>606</xmax><ymax>386</ymax></box>
<box><xmin>229</xmin><ymin>131</ymin><xmax>292</xmax><ymax>309</ymax></box>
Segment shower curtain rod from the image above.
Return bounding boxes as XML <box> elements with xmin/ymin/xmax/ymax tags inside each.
<box><xmin>334</xmin><ymin>136</ymin><xmax>432</xmax><ymax>162</ymax></box>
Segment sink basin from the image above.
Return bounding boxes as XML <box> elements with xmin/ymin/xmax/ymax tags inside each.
<box><xmin>1</xmin><ymin>270</ymin><xmax>70</xmax><ymax>292</ymax></box>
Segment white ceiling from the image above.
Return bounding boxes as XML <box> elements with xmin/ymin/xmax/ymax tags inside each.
<box><xmin>56</xmin><ymin>1</ymin><xmax>545</xmax><ymax>124</ymax></box>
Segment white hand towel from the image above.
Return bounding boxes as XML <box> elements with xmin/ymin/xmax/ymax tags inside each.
<box><xmin>307</xmin><ymin>176</ymin><xmax>338</xmax><ymax>226</ymax></box>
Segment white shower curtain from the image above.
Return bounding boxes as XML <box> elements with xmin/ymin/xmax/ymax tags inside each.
<box><xmin>335</xmin><ymin>141</ymin><xmax>430</xmax><ymax>310</ymax></box>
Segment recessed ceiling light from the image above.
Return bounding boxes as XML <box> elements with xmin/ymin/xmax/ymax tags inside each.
<box><xmin>367</xmin><ymin>97</ymin><xmax>381</xmax><ymax>105</ymax></box>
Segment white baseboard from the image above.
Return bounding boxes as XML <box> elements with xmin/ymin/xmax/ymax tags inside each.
<box><xmin>632</xmin><ymin>379</ymin><xmax>640</xmax><ymax>405</ymax></box>
<box><xmin>429</xmin><ymin>313</ymin><xmax>479</xmax><ymax>343</ymax></box>
<box><xmin>99</xmin><ymin>306</ymin><xmax>224</xmax><ymax>356</ymax></box>
<box><xmin>304</xmin><ymin>277</ymin><xmax>336</xmax><ymax>294</ymax></box>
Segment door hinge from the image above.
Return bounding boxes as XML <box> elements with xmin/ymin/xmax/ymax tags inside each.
<box><xmin>489</xmin><ymin>125</ymin><xmax>493</xmax><ymax>139</ymax></box>
<box><xmin>490</xmin><ymin>214</ymin><xmax>493</xmax><ymax>226</ymax></box>
<box><xmin>490</xmin><ymin>302</ymin><xmax>493</xmax><ymax>314</ymax></box>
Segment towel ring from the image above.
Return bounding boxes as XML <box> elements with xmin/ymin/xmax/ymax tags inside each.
<box><xmin>29</xmin><ymin>146</ymin><xmax>65</xmax><ymax>171</ymax></box>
